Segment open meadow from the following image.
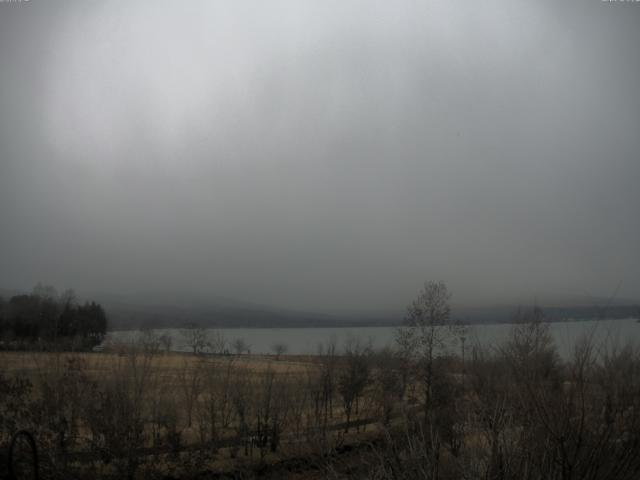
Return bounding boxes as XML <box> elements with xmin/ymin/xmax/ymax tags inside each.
<box><xmin>4</xmin><ymin>315</ymin><xmax>640</xmax><ymax>479</ymax></box>
<box><xmin>1</xmin><ymin>342</ymin><xmax>403</xmax><ymax>479</ymax></box>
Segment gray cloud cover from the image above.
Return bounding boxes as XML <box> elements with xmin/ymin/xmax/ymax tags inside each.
<box><xmin>1</xmin><ymin>0</ymin><xmax>638</xmax><ymax>314</ymax></box>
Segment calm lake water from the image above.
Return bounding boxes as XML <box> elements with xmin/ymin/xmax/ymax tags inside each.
<box><xmin>105</xmin><ymin>318</ymin><xmax>640</xmax><ymax>358</ymax></box>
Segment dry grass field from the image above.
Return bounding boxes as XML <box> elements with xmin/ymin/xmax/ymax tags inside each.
<box><xmin>4</xmin><ymin>321</ymin><xmax>640</xmax><ymax>479</ymax></box>
<box><xmin>0</xmin><ymin>345</ymin><xmax>391</xmax><ymax>479</ymax></box>
<box><xmin>0</xmin><ymin>350</ymin><xmax>315</xmax><ymax>377</ymax></box>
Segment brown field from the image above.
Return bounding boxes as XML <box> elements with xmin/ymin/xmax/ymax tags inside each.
<box><xmin>0</xmin><ymin>350</ymin><xmax>315</xmax><ymax>376</ymax></box>
<box><xmin>1</xmin><ymin>346</ymin><xmax>391</xmax><ymax>479</ymax></box>
<box><xmin>4</xmin><ymin>323</ymin><xmax>640</xmax><ymax>480</ymax></box>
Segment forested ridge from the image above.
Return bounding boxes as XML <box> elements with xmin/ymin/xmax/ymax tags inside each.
<box><xmin>0</xmin><ymin>284</ymin><xmax>107</xmax><ymax>349</ymax></box>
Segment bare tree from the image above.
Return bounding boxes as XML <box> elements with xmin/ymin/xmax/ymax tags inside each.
<box><xmin>209</xmin><ymin>330</ymin><xmax>226</xmax><ymax>354</ymax></box>
<box><xmin>338</xmin><ymin>338</ymin><xmax>371</xmax><ymax>432</ymax></box>
<box><xmin>396</xmin><ymin>281</ymin><xmax>461</xmax><ymax>425</ymax></box>
<box><xmin>197</xmin><ymin>357</ymin><xmax>230</xmax><ymax>447</ymax></box>
<box><xmin>371</xmin><ymin>347</ymin><xmax>404</xmax><ymax>426</ymax></box>
<box><xmin>271</xmin><ymin>342</ymin><xmax>288</xmax><ymax>360</ymax></box>
<box><xmin>232</xmin><ymin>338</ymin><xmax>249</xmax><ymax>356</ymax></box>
<box><xmin>138</xmin><ymin>328</ymin><xmax>161</xmax><ymax>352</ymax></box>
<box><xmin>82</xmin><ymin>344</ymin><xmax>159</xmax><ymax>479</ymax></box>
<box><xmin>158</xmin><ymin>333</ymin><xmax>173</xmax><ymax>353</ymax></box>
<box><xmin>177</xmin><ymin>358</ymin><xmax>203</xmax><ymax>428</ymax></box>
<box><xmin>229</xmin><ymin>371</ymin><xmax>253</xmax><ymax>456</ymax></box>
<box><xmin>181</xmin><ymin>323</ymin><xmax>209</xmax><ymax>355</ymax></box>
<box><xmin>288</xmin><ymin>375</ymin><xmax>310</xmax><ymax>440</ymax></box>
<box><xmin>317</xmin><ymin>337</ymin><xmax>338</xmax><ymax>434</ymax></box>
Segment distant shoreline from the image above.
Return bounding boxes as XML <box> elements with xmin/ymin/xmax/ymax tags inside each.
<box><xmin>107</xmin><ymin>312</ymin><xmax>639</xmax><ymax>332</ymax></box>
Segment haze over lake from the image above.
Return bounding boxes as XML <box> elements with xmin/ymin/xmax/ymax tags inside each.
<box><xmin>105</xmin><ymin>318</ymin><xmax>640</xmax><ymax>358</ymax></box>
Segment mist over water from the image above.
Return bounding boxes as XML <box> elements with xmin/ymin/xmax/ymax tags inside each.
<box><xmin>105</xmin><ymin>318</ymin><xmax>640</xmax><ymax>358</ymax></box>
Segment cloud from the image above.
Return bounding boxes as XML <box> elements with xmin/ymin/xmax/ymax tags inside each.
<box><xmin>1</xmin><ymin>0</ymin><xmax>639</xmax><ymax>313</ymax></box>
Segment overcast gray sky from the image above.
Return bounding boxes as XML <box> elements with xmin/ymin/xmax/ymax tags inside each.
<box><xmin>0</xmin><ymin>0</ymin><xmax>638</xmax><ymax>314</ymax></box>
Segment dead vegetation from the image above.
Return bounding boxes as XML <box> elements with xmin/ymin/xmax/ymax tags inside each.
<box><xmin>2</xmin><ymin>287</ymin><xmax>640</xmax><ymax>479</ymax></box>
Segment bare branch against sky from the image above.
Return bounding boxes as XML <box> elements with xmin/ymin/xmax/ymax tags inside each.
<box><xmin>0</xmin><ymin>0</ymin><xmax>638</xmax><ymax>314</ymax></box>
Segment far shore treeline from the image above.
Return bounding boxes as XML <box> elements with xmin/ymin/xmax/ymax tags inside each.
<box><xmin>0</xmin><ymin>283</ymin><xmax>107</xmax><ymax>350</ymax></box>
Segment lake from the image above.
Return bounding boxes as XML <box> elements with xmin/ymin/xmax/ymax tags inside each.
<box><xmin>104</xmin><ymin>318</ymin><xmax>640</xmax><ymax>358</ymax></box>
